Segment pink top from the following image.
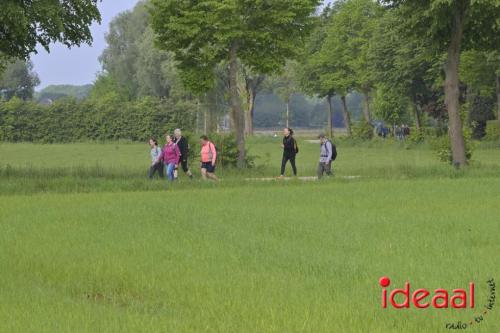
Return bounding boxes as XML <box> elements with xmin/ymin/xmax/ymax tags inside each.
<box><xmin>200</xmin><ymin>142</ymin><xmax>217</xmax><ymax>164</ymax></box>
<box><xmin>160</xmin><ymin>143</ymin><xmax>180</xmax><ymax>164</ymax></box>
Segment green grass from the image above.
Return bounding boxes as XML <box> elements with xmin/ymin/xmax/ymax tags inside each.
<box><xmin>1</xmin><ymin>139</ymin><xmax>499</xmax><ymax>332</ymax></box>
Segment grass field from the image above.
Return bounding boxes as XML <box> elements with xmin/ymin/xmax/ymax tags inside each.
<box><xmin>1</xmin><ymin>138</ymin><xmax>499</xmax><ymax>332</ymax></box>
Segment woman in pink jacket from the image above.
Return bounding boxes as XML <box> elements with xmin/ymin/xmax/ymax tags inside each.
<box><xmin>158</xmin><ymin>134</ymin><xmax>180</xmax><ymax>181</ymax></box>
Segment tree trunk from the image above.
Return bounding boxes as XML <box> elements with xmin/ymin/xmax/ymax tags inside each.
<box><xmin>228</xmin><ymin>42</ymin><xmax>246</xmax><ymax>168</ymax></box>
<box><xmin>444</xmin><ymin>3</ymin><xmax>467</xmax><ymax>167</ymax></box>
<box><xmin>327</xmin><ymin>94</ymin><xmax>334</xmax><ymax>138</ymax></box>
<box><xmin>245</xmin><ymin>87</ymin><xmax>256</xmax><ymax>136</ymax></box>
<box><xmin>362</xmin><ymin>92</ymin><xmax>372</xmax><ymax>124</ymax></box>
<box><xmin>286</xmin><ymin>101</ymin><xmax>290</xmax><ymax>128</ymax></box>
<box><xmin>496</xmin><ymin>74</ymin><xmax>500</xmax><ymax>121</ymax></box>
<box><xmin>413</xmin><ymin>96</ymin><xmax>421</xmax><ymax>131</ymax></box>
<box><xmin>341</xmin><ymin>95</ymin><xmax>352</xmax><ymax>137</ymax></box>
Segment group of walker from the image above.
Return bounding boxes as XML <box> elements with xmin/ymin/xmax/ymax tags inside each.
<box><xmin>148</xmin><ymin>128</ymin><xmax>336</xmax><ymax>182</ymax></box>
<box><xmin>149</xmin><ymin>129</ymin><xmax>218</xmax><ymax>182</ymax></box>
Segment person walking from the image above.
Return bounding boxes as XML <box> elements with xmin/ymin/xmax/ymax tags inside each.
<box><xmin>278</xmin><ymin>127</ymin><xmax>298</xmax><ymax>178</ymax></box>
<box><xmin>317</xmin><ymin>133</ymin><xmax>335</xmax><ymax>179</ymax></box>
<box><xmin>158</xmin><ymin>134</ymin><xmax>180</xmax><ymax>181</ymax></box>
<box><xmin>148</xmin><ymin>138</ymin><xmax>164</xmax><ymax>179</ymax></box>
<box><xmin>200</xmin><ymin>135</ymin><xmax>218</xmax><ymax>181</ymax></box>
<box><xmin>173</xmin><ymin>128</ymin><xmax>193</xmax><ymax>179</ymax></box>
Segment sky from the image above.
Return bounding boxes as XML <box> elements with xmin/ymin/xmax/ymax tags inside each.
<box><xmin>32</xmin><ymin>0</ymin><xmax>141</xmax><ymax>90</ymax></box>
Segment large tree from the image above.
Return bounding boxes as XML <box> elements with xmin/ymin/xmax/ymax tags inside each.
<box><xmin>0</xmin><ymin>60</ymin><xmax>40</xmax><ymax>100</ymax></box>
<box><xmin>150</xmin><ymin>0</ymin><xmax>320</xmax><ymax>167</ymax></box>
<box><xmin>382</xmin><ymin>0</ymin><xmax>500</xmax><ymax>167</ymax></box>
<box><xmin>0</xmin><ymin>0</ymin><xmax>101</xmax><ymax>69</ymax></box>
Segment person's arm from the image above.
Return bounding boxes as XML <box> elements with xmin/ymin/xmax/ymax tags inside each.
<box><xmin>211</xmin><ymin>143</ymin><xmax>217</xmax><ymax>165</ymax></box>
<box><xmin>174</xmin><ymin>145</ymin><xmax>180</xmax><ymax>165</ymax></box>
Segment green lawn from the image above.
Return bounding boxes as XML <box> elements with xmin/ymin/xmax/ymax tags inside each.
<box><xmin>0</xmin><ymin>139</ymin><xmax>499</xmax><ymax>332</ymax></box>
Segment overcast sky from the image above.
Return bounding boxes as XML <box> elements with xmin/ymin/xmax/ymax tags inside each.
<box><xmin>32</xmin><ymin>0</ymin><xmax>141</xmax><ymax>89</ymax></box>
<box><xmin>32</xmin><ymin>0</ymin><xmax>332</xmax><ymax>90</ymax></box>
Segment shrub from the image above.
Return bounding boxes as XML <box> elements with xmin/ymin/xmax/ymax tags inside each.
<box><xmin>485</xmin><ymin>120</ymin><xmax>500</xmax><ymax>141</ymax></box>
<box><xmin>351</xmin><ymin>121</ymin><xmax>373</xmax><ymax>140</ymax></box>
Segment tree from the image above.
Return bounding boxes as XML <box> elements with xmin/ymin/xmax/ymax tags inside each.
<box><xmin>150</xmin><ymin>0</ymin><xmax>320</xmax><ymax>167</ymax></box>
<box><xmin>382</xmin><ymin>0</ymin><xmax>500</xmax><ymax>167</ymax></box>
<box><xmin>99</xmin><ymin>2</ymin><xmax>150</xmax><ymax>99</ymax></box>
<box><xmin>0</xmin><ymin>60</ymin><xmax>40</xmax><ymax>101</ymax></box>
<box><xmin>0</xmin><ymin>0</ymin><xmax>101</xmax><ymax>68</ymax></box>
<box><xmin>299</xmin><ymin>4</ymin><xmax>338</xmax><ymax>137</ymax></box>
<box><xmin>241</xmin><ymin>68</ymin><xmax>265</xmax><ymax>136</ymax></box>
<box><xmin>368</xmin><ymin>9</ymin><xmax>442</xmax><ymax>130</ymax></box>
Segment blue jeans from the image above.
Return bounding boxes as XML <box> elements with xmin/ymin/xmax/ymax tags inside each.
<box><xmin>165</xmin><ymin>163</ymin><xmax>176</xmax><ymax>181</ymax></box>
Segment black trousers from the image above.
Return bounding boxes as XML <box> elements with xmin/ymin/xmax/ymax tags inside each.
<box><xmin>281</xmin><ymin>154</ymin><xmax>297</xmax><ymax>176</ymax></box>
<box><xmin>149</xmin><ymin>162</ymin><xmax>164</xmax><ymax>178</ymax></box>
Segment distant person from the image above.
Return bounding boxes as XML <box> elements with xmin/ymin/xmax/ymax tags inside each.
<box><xmin>148</xmin><ymin>138</ymin><xmax>164</xmax><ymax>179</ymax></box>
<box><xmin>317</xmin><ymin>133</ymin><xmax>336</xmax><ymax>179</ymax></box>
<box><xmin>173</xmin><ymin>129</ymin><xmax>193</xmax><ymax>179</ymax></box>
<box><xmin>200</xmin><ymin>135</ymin><xmax>218</xmax><ymax>181</ymax></box>
<box><xmin>159</xmin><ymin>134</ymin><xmax>180</xmax><ymax>181</ymax></box>
<box><xmin>279</xmin><ymin>127</ymin><xmax>298</xmax><ymax>178</ymax></box>
<box><xmin>403</xmin><ymin>124</ymin><xmax>410</xmax><ymax>137</ymax></box>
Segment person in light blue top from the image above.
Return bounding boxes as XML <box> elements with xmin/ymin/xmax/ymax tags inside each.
<box><xmin>148</xmin><ymin>138</ymin><xmax>164</xmax><ymax>179</ymax></box>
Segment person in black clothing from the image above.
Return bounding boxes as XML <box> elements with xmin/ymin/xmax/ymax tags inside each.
<box><xmin>173</xmin><ymin>128</ymin><xmax>193</xmax><ymax>179</ymax></box>
<box><xmin>279</xmin><ymin>127</ymin><xmax>298</xmax><ymax>178</ymax></box>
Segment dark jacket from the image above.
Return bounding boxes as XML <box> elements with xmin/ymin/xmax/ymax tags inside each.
<box><xmin>283</xmin><ymin>135</ymin><xmax>297</xmax><ymax>157</ymax></box>
<box><xmin>174</xmin><ymin>136</ymin><xmax>189</xmax><ymax>161</ymax></box>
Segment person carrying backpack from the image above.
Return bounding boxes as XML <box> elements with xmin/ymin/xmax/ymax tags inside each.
<box><xmin>148</xmin><ymin>138</ymin><xmax>164</xmax><ymax>179</ymax></box>
<box><xmin>317</xmin><ymin>133</ymin><xmax>336</xmax><ymax>179</ymax></box>
<box><xmin>200</xmin><ymin>135</ymin><xmax>218</xmax><ymax>181</ymax></box>
<box><xmin>278</xmin><ymin>127</ymin><xmax>298</xmax><ymax>178</ymax></box>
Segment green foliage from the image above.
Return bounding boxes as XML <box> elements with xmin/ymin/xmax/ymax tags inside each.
<box><xmin>0</xmin><ymin>97</ymin><xmax>197</xmax><ymax>143</ymax></box>
<box><xmin>0</xmin><ymin>59</ymin><xmax>39</xmax><ymax>100</ymax></box>
<box><xmin>485</xmin><ymin>120</ymin><xmax>500</xmax><ymax>141</ymax></box>
<box><xmin>0</xmin><ymin>0</ymin><xmax>101</xmax><ymax>60</ymax></box>
<box><xmin>150</xmin><ymin>0</ymin><xmax>320</xmax><ymax>94</ymax></box>
<box><xmin>351</xmin><ymin>121</ymin><xmax>374</xmax><ymax>140</ymax></box>
<box><xmin>373</xmin><ymin>84</ymin><xmax>409</xmax><ymax>123</ymax></box>
<box><xmin>36</xmin><ymin>84</ymin><xmax>93</xmax><ymax>101</ymax></box>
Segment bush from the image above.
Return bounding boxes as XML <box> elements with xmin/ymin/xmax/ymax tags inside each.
<box><xmin>351</xmin><ymin>121</ymin><xmax>373</xmax><ymax>140</ymax></box>
<box><xmin>431</xmin><ymin>130</ymin><xmax>475</xmax><ymax>164</ymax></box>
<box><xmin>0</xmin><ymin>96</ymin><xmax>197</xmax><ymax>143</ymax></box>
<box><xmin>485</xmin><ymin>120</ymin><xmax>500</xmax><ymax>141</ymax></box>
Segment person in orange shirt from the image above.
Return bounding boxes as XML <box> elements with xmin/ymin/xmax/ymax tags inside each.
<box><xmin>199</xmin><ymin>135</ymin><xmax>218</xmax><ymax>181</ymax></box>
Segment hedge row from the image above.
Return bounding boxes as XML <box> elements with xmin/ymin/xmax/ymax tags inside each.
<box><xmin>0</xmin><ymin>96</ymin><xmax>197</xmax><ymax>143</ymax></box>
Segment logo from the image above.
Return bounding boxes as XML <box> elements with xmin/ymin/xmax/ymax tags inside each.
<box><xmin>379</xmin><ymin>277</ymin><xmax>496</xmax><ymax>330</ymax></box>
<box><xmin>379</xmin><ymin>276</ymin><xmax>474</xmax><ymax>309</ymax></box>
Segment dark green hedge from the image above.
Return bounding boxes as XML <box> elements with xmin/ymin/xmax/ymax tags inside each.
<box><xmin>0</xmin><ymin>96</ymin><xmax>197</xmax><ymax>143</ymax></box>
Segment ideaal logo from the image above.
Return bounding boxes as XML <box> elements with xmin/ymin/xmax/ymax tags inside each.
<box><xmin>379</xmin><ymin>277</ymin><xmax>496</xmax><ymax>330</ymax></box>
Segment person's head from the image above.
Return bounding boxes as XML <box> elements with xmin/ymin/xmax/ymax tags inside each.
<box><xmin>200</xmin><ymin>135</ymin><xmax>209</xmax><ymax>145</ymax></box>
<box><xmin>174</xmin><ymin>128</ymin><xmax>182</xmax><ymax>139</ymax></box>
<box><xmin>149</xmin><ymin>138</ymin><xmax>158</xmax><ymax>148</ymax></box>
<box><xmin>284</xmin><ymin>127</ymin><xmax>293</xmax><ymax>137</ymax></box>
<box><xmin>318</xmin><ymin>133</ymin><xmax>327</xmax><ymax>143</ymax></box>
<box><xmin>166</xmin><ymin>134</ymin><xmax>173</xmax><ymax>144</ymax></box>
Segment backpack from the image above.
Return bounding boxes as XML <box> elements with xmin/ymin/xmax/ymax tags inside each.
<box><xmin>325</xmin><ymin>140</ymin><xmax>337</xmax><ymax>162</ymax></box>
<box><xmin>207</xmin><ymin>142</ymin><xmax>216</xmax><ymax>161</ymax></box>
<box><xmin>294</xmin><ymin>139</ymin><xmax>299</xmax><ymax>154</ymax></box>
